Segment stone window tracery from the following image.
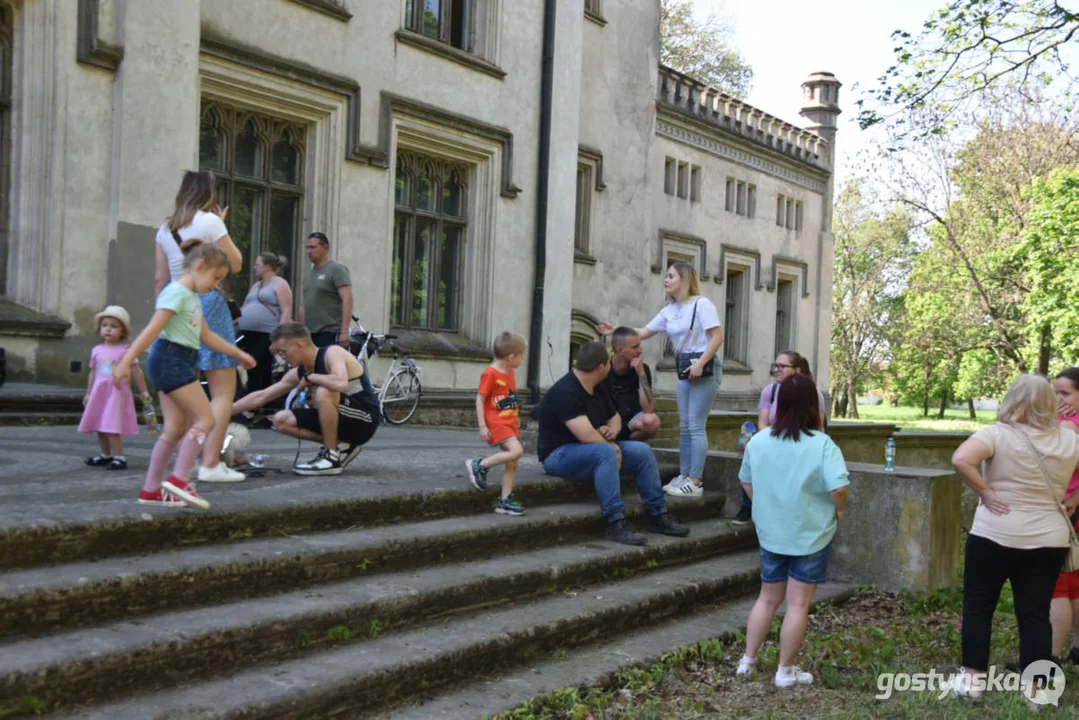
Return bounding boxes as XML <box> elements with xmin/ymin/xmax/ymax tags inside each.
<box><xmin>198</xmin><ymin>101</ymin><xmax>307</xmax><ymax>301</ymax></box>
<box><xmin>392</xmin><ymin>152</ymin><xmax>469</xmax><ymax>332</ymax></box>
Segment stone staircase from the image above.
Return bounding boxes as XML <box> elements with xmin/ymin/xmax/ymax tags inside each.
<box><xmin>0</xmin><ymin>428</ymin><xmax>855</xmax><ymax>719</ymax></box>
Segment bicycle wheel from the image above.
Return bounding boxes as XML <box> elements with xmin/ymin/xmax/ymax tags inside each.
<box><xmin>381</xmin><ymin>369</ymin><xmax>422</xmax><ymax>424</ymax></box>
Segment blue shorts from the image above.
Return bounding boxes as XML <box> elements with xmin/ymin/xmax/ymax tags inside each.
<box><xmin>196</xmin><ymin>289</ymin><xmax>239</xmax><ymax>371</ymax></box>
<box><xmin>759</xmin><ymin>542</ymin><xmax>832</xmax><ymax>585</ymax></box>
<box><xmin>147</xmin><ymin>338</ymin><xmax>199</xmax><ymax>394</ymax></box>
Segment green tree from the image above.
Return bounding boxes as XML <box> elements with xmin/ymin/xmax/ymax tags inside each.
<box><xmin>860</xmin><ymin>0</ymin><xmax>1078</xmax><ymax>133</ymax></box>
<box><xmin>831</xmin><ymin>181</ymin><xmax>915</xmax><ymax>418</ymax></box>
<box><xmin>1016</xmin><ymin>169</ymin><xmax>1079</xmax><ymax>365</ymax></box>
<box><xmin>660</xmin><ymin>0</ymin><xmax>753</xmax><ymax>97</ymax></box>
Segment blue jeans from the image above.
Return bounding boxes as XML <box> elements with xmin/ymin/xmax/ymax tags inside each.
<box><xmin>759</xmin><ymin>542</ymin><xmax>833</xmax><ymax>585</ymax></box>
<box><xmin>677</xmin><ymin>371</ymin><xmax>720</xmax><ymax>478</ymax></box>
<box><xmin>147</xmin><ymin>338</ymin><xmax>199</xmax><ymax>394</ymax></box>
<box><xmin>542</xmin><ymin>441</ymin><xmax>667</xmax><ymax>522</ymax></box>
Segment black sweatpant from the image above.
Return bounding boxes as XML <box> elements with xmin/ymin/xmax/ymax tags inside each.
<box><xmin>962</xmin><ymin>533</ymin><xmax>1067</xmax><ymax>671</ymax></box>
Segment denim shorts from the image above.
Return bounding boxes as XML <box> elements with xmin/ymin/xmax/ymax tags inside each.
<box><xmin>147</xmin><ymin>338</ymin><xmax>199</xmax><ymax>394</ymax></box>
<box><xmin>759</xmin><ymin>542</ymin><xmax>832</xmax><ymax>585</ymax></box>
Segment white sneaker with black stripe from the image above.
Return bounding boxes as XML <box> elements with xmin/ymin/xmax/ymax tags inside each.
<box><xmin>667</xmin><ymin>478</ymin><xmax>703</xmax><ymax>497</ymax></box>
<box><xmin>294</xmin><ymin>447</ymin><xmax>343</xmax><ymax>476</ymax></box>
<box><xmin>662</xmin><ymin>475</ymin><xmax>688</xmax><ymax>495</ymax></box>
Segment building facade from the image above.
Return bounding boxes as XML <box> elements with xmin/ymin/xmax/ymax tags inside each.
<box><xmin>0</xmin><ymin>0</ymin><xmax>839</xmax><ymax>406</ymax></box>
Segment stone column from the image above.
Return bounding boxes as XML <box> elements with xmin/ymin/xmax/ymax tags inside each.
<box><xmin>108</xmin><ymin>0</ymin><xmax>202</xmax><ymax>328</ymax></box>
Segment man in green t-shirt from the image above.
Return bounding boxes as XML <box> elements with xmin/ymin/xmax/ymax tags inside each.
<box><xmin>300</xmin><ymin>232</ymin><xmax>353</xmax><ymax>348</ymax></box>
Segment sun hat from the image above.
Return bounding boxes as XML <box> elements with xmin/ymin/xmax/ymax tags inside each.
<box><xmin>94</xmin><ymin>305</ymin><xmax>131</xmax><ymax>337</ymax></box>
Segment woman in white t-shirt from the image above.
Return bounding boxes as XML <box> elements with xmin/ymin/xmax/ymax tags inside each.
<box><xmin>597</xmin><ymin>262</ymin><xmax>724</xmax><ymax>497</ymax></box>
<box><xmin>949</xmin><ymin>374</ymin><xmax>1079</xmax><ymax>702</ymax></box>
<box><xmin>153</xmin><ymin>171</ymin><xmax>246</xmax><ymax>484</ymax></box>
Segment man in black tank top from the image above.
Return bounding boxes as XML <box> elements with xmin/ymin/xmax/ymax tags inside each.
<box><xmin>232</xmin><ymin>322</ymin><xmax>379</xmax><ymax>476</ymax></box>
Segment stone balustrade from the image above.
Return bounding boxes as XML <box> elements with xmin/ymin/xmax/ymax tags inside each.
<box><xmin>654</xmin><ymin>449</ymin><xmax>963</xmax><ymax>591</ymax></box>
<box><xmin>656</xmin><ymin>65</ymin><xmax>829</xmax><ymax>170</ymax></box>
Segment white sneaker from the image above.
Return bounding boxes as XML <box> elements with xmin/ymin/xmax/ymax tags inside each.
<box><xmin>774</xmin><ymin>666</ymin><xmax>813</xmax><ymax>687</ymax></box>
<box><xmin>198</xmin><ymin>463</ymin><xmax>247</xmax><ymax>483</ymax></box>
<box><xmin>662</xmin><ymin>475</ymin><xmax>688</xmax><ymax>494</ymax></box>
<box><xmin>667</xmin><ymin>479</ymin><xmax>703</xmax><ymax>497</ymax></box>
<box><xmin>947</xmin><ymin>670</ymin><xmax>984</xmax><ymax>701</ymax></box>
<box><xmin>735</xmin><ymin>656</ymin><xmax>757</xmax><ymax>677</ymax></box>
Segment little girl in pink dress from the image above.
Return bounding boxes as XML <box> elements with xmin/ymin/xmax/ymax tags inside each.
<box><xmin>79</xmin><ymin>306</ymin><xmax>151</xmax><ymax>469</ymax></box>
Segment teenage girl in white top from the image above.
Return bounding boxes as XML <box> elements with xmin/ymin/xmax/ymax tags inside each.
<box><xmin>597</xmin><ymin>262</ymin><xmax>724</xmax><ymax>497</ymax></box>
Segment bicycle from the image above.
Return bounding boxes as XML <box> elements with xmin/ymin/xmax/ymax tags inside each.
<box><xmin>348</xmin><ymin>326</ymin><xmax>423</xmax><ymax>425</ymax></box>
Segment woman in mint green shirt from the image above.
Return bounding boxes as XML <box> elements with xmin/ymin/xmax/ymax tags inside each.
<box><xmin>734</xmin><ymin>373</ymin><xmax>850</xmax><ymax>688</ymax></box>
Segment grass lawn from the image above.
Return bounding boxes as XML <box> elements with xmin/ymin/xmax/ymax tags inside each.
<box><xmin>835</xmin><ymin>404</ymin><xmax>997</xmax><ymax>434</ymax></box>
<box><xmin>493</xmin><ymin>581</ymin><xmax>1079</xmax><ymax>719</ymax></box>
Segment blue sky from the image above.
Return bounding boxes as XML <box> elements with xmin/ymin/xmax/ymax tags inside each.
<box><xmin>696</xmin><ymin>0</ymin><xmax>947</xmax><ymax>178</ymax></box>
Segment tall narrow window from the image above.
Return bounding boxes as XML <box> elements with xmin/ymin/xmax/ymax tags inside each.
<box><xmin>786</xmin><ymin>198</ymin><xmax>795</xmax><ymax>229</ymax></box>
<box><xmin>736</xmin><ymin>181</ymin><xmax>746</xmax><ymax>216</ymax></box>
<box><xmin>677</xmin><ymin>161</ymin><xmax>688</xmax><ymax>199</ymax></box>
<box><xmin>775</xmin><ymin>278</ymin><xmax>793</xmax><ymax>356</ymax></box>
<box><xmin>725</xmin><ymin>177</ymin><xmax>735</xmax><ymax>212</ymax></box>
<box><xmin>574</xmin><ymin>163</ymin><xmax>592</xmax><ymax>255</ymax></box>
<box><xmin>747</xmin><ymin>185</ymin><xmax>757</xmax><ymax>219</ymax></box>
<box><xmin>776</xmin><ymin>195</ymin><xmax>784</xmax><ymax>227</ymax></box>
<box><xmin>0</xmin><ymin>5</ymin><xmax>11</xmax><ymax>295</ymax></box>
<box><xmin>795</xmin><ymin>201</ymin><xmax>804</xmax><ymax>232</ymax></box>
<box><xmin>664</xmin><ymin>157</ymin><xmax>676</xmax><ymax>196</ymax></box>
<box><xmin>724</xmin><ymin>268</ymin><xmax>747</xmax><ymax>363</ymax></box>
<box><xmin>690</xmin><ymin>165</ymin><xmax>701</xmax><ymax>202</ymax></box>
<box><xmin>392</xmin><ymin>152</ymin><xmax>468</xmax><ymax>331</ymax></box>
<box><xmin>406</xmin><ymin>0</ymin><xmax>473</xmax><ymax>51</ymax></box>
<box><xmin>198</xmin><ymin>102</ymin><xmax>306</xmax><ymax>301</ymax></box>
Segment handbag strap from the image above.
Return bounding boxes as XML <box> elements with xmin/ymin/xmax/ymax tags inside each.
<box><xmin>675</xmin><ymin>299</ymin><xmax>700</xmax><ymax>356</ymax></box>
<box><xmin>1013</xmin><ymin>425</ymin><xmax>1078</xmax><ymax>542</ymax></box>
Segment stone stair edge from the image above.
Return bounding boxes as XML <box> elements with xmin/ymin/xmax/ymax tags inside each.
<box><xmin>0</xmin><ymin>522</ymin><xmax>757</xmax><ymax>715</ymax></box>
<box><xmin>55</xmin><ymin>555</ymin><xmax>764</xmax><ymax>720</ymax></box>
<box><xmin>0</xmin><ymin>472</ymin><xmax>650</xmax><ymax>571</ymax></box>
<box><xmin>385</xmin><ymin>581</ymin><xmax>859</xmax><ymax>720</ymax></box>
<box><xmin>0</xmin><ymin>496</ymin><xmax>728</xmax><ymax>641</ymax></box>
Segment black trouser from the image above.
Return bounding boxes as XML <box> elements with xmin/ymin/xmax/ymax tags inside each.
<box><xmin>962</xmin><ymin>533</ymin><xmax>1067</xmax><ymax>671</ymax></box>
<box><xmin>239</xmin><ymin>331</ymin><xmax>274</xmax><ymax>395</ymax></box>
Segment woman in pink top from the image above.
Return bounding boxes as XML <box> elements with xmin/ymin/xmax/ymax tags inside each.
<box><xmin>950</xmin><ymin>375</ymin><xmax>1079</xmax><ymax>701</ymax></box>
<box><xmin>1051</xmin><ymin>368</ymin><xmax>1079</xmax><ymax>666</ymax></box>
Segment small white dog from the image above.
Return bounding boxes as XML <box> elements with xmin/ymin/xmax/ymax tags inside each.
<box><xmin>221</xmin><ymin>422</ymin><xmax>252</xmax><ymax>467</ymax></box>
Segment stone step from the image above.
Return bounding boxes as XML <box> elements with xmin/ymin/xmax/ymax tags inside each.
<box><xmin>56</xmin><ymin>553</ymin><xmax>764</xmax><ymax>720</ymax></box>
<box><xmin>0</xmin><ymin>464</ymin><xmax>673</xmax><ymax>571</ymax></box>
<box><xmin>0</xmin><ymin>520</ymin><xmax>754</xmax><ymax>715</ymax></box>
<box><xmin>386</xmin><ymin>580</ymin><xmax>859</xmax><ymax>719</ymax></box>
<box><xmin>0</xmin><ymin>496</ymin><xmax>726</xmax><ymax>640</ymax></box>
<box><xmin>0</xmin><ymin>411</ymin><xmax>83</xmax><ymax>426</ymax></box>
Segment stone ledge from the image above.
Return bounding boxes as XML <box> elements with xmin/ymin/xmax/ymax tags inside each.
<box><xmin>0</xmin><ymin>300</ymin><xmax>71</xmax><ymax>339</ymax></box>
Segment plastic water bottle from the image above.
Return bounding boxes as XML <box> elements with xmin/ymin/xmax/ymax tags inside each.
<box><xmin>249</xmin><ymin>454</ymin><xmax>268</xmax><ymax>468</ymax></box>
<box><xmin>143</xmin><ymin>403</ymin><xmax>159</xmax><ymax>436</ymax></box>
<box><xmin>737</xmin><ymin>421</ymin><xmax>756</xmax><ymax>454</ymax></box>
<box><xmin>297</xmin><ymin>389</ymin><xmax>308</xmax><ymax>408</ymax></box>
<box><xmin>884</xmin><ymin>436</ymin><xmax>896</xmax><ymax>472</ymax></box>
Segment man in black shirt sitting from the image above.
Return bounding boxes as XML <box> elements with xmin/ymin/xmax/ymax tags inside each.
<box><xmin>601</xmin><ymin>326</ymin><xmax>661</xmax><ymax>441</ymax></box>
<box><xmin>534</xmin><ymin>341</ymin><xmax>688</xmax><ymax>545</ymax></box>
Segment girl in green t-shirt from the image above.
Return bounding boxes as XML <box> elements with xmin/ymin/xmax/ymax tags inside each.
<box><xmin>114</xmin><ymin>243</ymin><xmax>255</xmax><ymax>511</ymax></box>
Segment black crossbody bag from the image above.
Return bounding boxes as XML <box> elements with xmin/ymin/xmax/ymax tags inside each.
<box><xmin>674</xmin><ymin>299</ymin><xmax>714</xmax><ymax>378</ymax></box>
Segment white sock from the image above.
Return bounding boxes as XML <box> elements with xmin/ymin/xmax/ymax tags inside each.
<box><xmin>113</xmin><ymin>455</ymin><xmax>126</xmax><ymax>461</ymax></box>
<box><xmin>777</xmin><ymin>665</ymin><xmax>794</xmax><ymax>675</ymax></box>
<box><xmin>741</xmin><ymin>654</ymin><xmax>756</xmax><ymax>664</ymax></box>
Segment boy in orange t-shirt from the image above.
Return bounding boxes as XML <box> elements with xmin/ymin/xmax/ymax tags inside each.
<box><xmin>466</xmin><ymin>332</ymin><xmax>526</xmax><ymax>516</ymax></box>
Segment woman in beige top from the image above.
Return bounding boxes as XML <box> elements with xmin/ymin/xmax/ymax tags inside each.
<box><xmin>949</xmin><ymin>374</ymin><xmax>1079</xmax><ymax>701</ymax></box>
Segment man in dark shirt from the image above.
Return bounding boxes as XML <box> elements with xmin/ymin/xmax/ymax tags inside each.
<box><xmin>602</xmin><ymin>326</ymin><xmax>661</xmax><ymax>441</ymax></box>
<box><xmin>535</xmin><ymin>341</ymin><xmax>688</xmax><ymax>546</ymax></box>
